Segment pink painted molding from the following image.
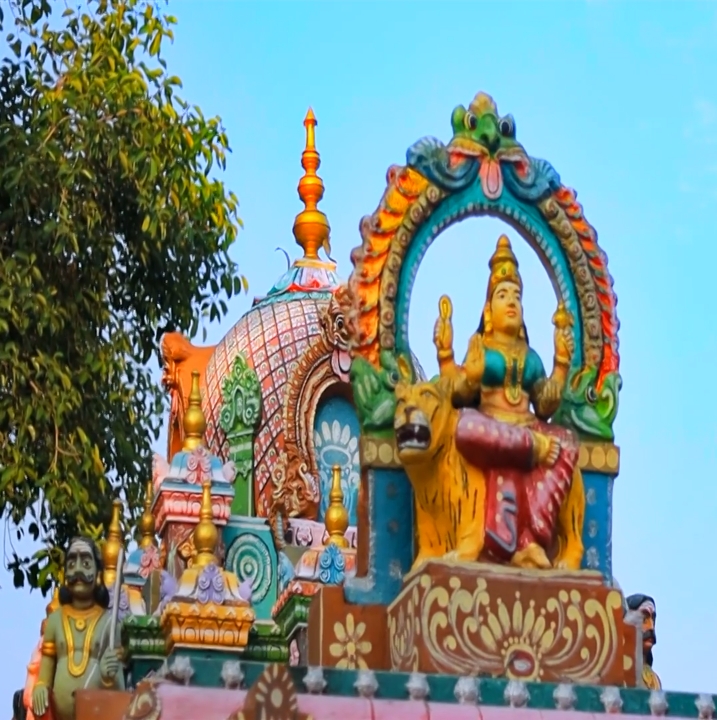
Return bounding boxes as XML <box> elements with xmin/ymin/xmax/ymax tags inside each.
<box><xmin>152</xmin><ymin>684</ymin><xmax>695</xmax><ymax>720</ymax></box>
<box><xmin>153</xmin><ymin>490</ymin><xmax>232</xmax><ymax>535</ymax></box>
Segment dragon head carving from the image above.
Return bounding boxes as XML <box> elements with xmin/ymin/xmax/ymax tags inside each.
<box><xmin>160</xmin><ymin>332</ymin><xmax>195</xmax><ymax>392</ymax></box>
<box><xmin>321</xmin><ymin>284</ymin><xmax>353</xmax><ymax>349</ymax></box>
<box><xmin>321</xmin><ymin>284</ymin><xmax>354</xmax><ymax>382</ymax></box>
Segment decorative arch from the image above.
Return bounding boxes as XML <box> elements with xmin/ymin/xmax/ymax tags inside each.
<box><xmin>349</xmin><ymin>93</ymin><xmax>620</xmax><ymax>443</ymax></box>
<box><xmin>267</xmin><ymin>286</ymin><xmax>356</xmax><ymax>545</ymax></box>
<box><xmin>345</xmin><ymin>92</ymin><xmax>621</xmax><ymax>605</ymax></box>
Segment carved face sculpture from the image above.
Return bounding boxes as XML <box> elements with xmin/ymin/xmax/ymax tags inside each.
<box><xmin>394</xmin><ymin>375</ymin><xmax>456</xmax><ymax>464</ymax></box>
<box><xmin>324</xmin><ymin>289</ymin><xmax>352</xmax><ymax>351</ymax></box>
<box><xmin>640</xmin><ymin>603</ymin><xmax>657</xmax><ymax>653</ymax></box>
<box><xmin>323</xmin><ymin>285</ymin><xmax>354</xmax><ymax>381</ymax></box>
<box><xmin>490</xmin><ymin>280</ymin><xmax>524</xmax><ymax>336</ymax></box>
<box><xmin>626</xmin><ymin>593</ymin><xmax>657</xmax><ymax>666</ymax></box>
<box><xmin>63</xmin><ymin>538</ymin><xmax>99</xmax><ymax>603</ymax></box>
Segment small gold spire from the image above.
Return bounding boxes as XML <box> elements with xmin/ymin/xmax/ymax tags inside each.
<box><xmin>46</xmin><ymin>574</ymin><xmax>62</xmax><ymax>616</ymax></box>
<box><xmin>324</xmin><ymin>464</ymin><xmax>349</xmax><ymax>548</ymax></box>
<box><xmin>193</xmin><ymin>481</ymin><xmax>218</xmax><ymax>568</ymax></box>
<box><xmin>182</xmin><ymin>371</ymin><xmax>206</xmax><ymax>452</ymax></box>
<box><xmin>103</xmin><ymin>499</ymin><xmax>124</xmax><ymax>587</ymax></box>
<box><xmin>138</xmin><ymin>479</ymin><xmax>157</xmax><ymax>549</ymax></box>
<box><xmin>292</xmin><ymin>108</ymin><xmax>331</xmax><ymax>261</ymax></box>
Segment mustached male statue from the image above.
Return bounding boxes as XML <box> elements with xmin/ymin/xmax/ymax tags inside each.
<box><xmin>31</xmin><ymin>537</ymin><xmax>125</xmax><ymax>720</ymax></box>
<box><xmin>627</xmin><ymin>593</ymin><xmax>661</xmax><ymax>690</ymax></box>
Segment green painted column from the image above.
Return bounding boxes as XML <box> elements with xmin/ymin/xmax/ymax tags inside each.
<box><xmin>219</xmin><ymin>353</ymin><xmax>261</xmax><ymax>516</ymax></box>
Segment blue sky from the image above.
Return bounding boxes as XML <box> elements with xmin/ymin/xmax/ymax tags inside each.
<box><xmin>3</xmin><ymin>0</ymin><xmax>717</xmax><ymax>700</ymax></box>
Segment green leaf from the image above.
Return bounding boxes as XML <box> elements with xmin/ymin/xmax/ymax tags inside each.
<box><xmin>149</xmin><ymin>31</ymin><xmax>161</xmax><ymax>57</ymax></box>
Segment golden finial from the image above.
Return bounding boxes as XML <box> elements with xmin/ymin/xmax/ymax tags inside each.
<box><xmin>138</xmin><ymin>479</ymin><xmax>157</xmax><ymax>549</ymax></box>
<box><xmin>182</xmin><ymin>371</ymin><xmax>206</xmax><ymax>452</ymax></box>
<box><xmin>103</xmin><ymin>499</ymin><xmax>124</xmax><ymax>587</ymax></box>
<box><xmin>324</xmin><ymin>465</ymin><xmax>349</xmax><ymax>548</ymax></box>
<box><xmin>46</xmin><ymin>572</ymin><xmax>62</xmax><ymax>616</ymax></box>
<box><xmin>193</xmin><ymin>481</ymin><xmax>218</xmax><ymax>568</ymax></box>
<box><xmin>292</xmin><ymin>108</ymin><xmax>332</xmax><ymax>261</ymax></box>
<box><xmin>552</xmin><ymin>300</ymin><xmax>574</xmax><ymax>331</ymax></box>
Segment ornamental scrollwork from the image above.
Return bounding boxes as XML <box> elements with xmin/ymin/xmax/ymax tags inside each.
<box><xmin>389</xmin><ymin>572</ymin><xmax>624</xmax><ymax>683</ymax></box>
<box><xmin>219</xmin><ymin>353</ymin><xmax>262</xmax><ymax>437</ymax></box>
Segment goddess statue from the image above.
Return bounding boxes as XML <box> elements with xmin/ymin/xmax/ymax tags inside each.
<box><xmin>434</xmin><ymin>234</ymin><xmax>584</xmax><ymax>569</ymax></box>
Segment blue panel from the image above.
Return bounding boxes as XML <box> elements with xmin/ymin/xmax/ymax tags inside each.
<box><xmin>313</xmin><ymin>396</ymin><xmax>361</xmax><ymax>527</ymax></box>
<box><xmin>581</xmin><ymin>471</ymin><xmax>614</xmax><ymax>580</ymax></box>
<box><xmin>344</xmin><ymin>468</ymin><xmax>415</xmax><ymax>605</ymax></box>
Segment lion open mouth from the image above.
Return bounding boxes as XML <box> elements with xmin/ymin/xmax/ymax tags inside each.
<box><xmin>395</xmin><ymin>419</ymin><xmax>431</xmax><ymax>451</ymax></box>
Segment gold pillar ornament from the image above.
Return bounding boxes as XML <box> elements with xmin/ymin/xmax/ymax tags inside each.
<box><xmin>193</xmin><ymin>480</ymin><xmax>219</xmax><ymax>568</ymax></box>
<box><xmin>45</xmin><ymin>580</ymin><xmax>61</xmax><ymax>616</ymax></box>
<box><xmin>182</xmin><ymin>370</ymin><xmax>207</xmax><ymax>452</ymax></box>
<box><xmin>292</xmin><ymin>108</ymin><xmax>332</xmax><ymax>261</ymax></box>
<box><xmin>102</xmin><ymin>499</ymin><xmax>124</xmax><ymax>587</ymax></box>
<box><xmin>137</xmin><ymin>479</ymin><xmax>157</xmax><ymax>549</ymax></box>
<box><xmin>324</xmin><ymin>464</ymin><xmax>349</xmax><ymax>548</ymax></box>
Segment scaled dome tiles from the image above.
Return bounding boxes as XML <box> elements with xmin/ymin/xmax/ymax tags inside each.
<box><xmin>203</xmin><ymin>266</ymin><xmax>341</xmax><ymax>517</ymax></box>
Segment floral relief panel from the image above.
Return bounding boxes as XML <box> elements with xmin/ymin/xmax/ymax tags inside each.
<box><xmin>313</xmin><ymin>396</ymin><xmax>360</xmax><ymax>527</ymax></box>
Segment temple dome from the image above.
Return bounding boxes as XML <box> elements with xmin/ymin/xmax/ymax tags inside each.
<box><xmin>202</xmin><ymin>257</ymin><xmax>344</xmax><ymax>517</ymax></box>
<box><xmin>195</xmin><ymin>108</ymin><xmax>357</xmax><ymax>520</ymax></box>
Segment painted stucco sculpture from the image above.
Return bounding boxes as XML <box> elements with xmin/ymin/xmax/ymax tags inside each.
<box><xmin>394</xmin><ymin>275</ymin><xmax>585</xmax><ymax>570</ymax></box>
<box><xmin>627</xmin><ymin>593</ymin><xmax>662</xmax><ymax>690</ymax></box>
<box><xmin>13</xmin><ymin>94</ymin><xmax>713</xmax><ymax>720</ymax></box>
<box><xmin>31</xmin><ymin>537</ymin><xmax>124</xmax><ymax>720</ymax></box>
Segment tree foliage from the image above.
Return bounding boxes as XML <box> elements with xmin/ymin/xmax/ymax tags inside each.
<box><xmin>0</xmin><ymin>0</ymin><xmax>245</xmax><ymax>590</ymax></box>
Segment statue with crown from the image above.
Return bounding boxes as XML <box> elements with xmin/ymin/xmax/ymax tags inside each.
<box><xmin>396</xmin><ymin>234</ymin><xmax>583</xmax><ymax>572</ymax></box>
<box><xmin>16</xmin><ymin>91</ymin><xmax>717</xmax><ymax>720</ymax></box>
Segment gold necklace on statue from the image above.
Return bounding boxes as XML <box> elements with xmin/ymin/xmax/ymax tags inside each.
<box><xmin>485</xmin><ymin>337</ymin><xmax>527</xmax><ymax>407</ymax></box>
<box><xmin>503</xmin><ymin>350</ymin><xmax>525</xmax><ymax>406</ymax></box>
<box><xmin>61</xmin><ymin>605</ymin><xmax>104</xmax><ymax>677</ymax></box>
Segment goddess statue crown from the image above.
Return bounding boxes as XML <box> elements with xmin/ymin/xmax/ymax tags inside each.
<box><xmin>487</xmin><ymin>234</ymin><xmax>522</xmax><ymax>300</ymax></box>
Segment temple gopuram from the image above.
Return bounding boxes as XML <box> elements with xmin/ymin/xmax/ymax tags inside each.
<box><xmin>14</xmin><ymin>93</ymin><xmax>716</xmax><ymax>720</ymax></box>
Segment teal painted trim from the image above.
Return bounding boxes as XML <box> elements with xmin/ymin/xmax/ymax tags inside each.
<box><xmin>223</xmin><ymin>516</ymin><xmax>277</xmax><ymax>622</ymax></box>
<box><xmin>253</xmin><ymin>290</ymin><xmax>334</xmax><ymax>309</ymax></box>
<box><xmin>128</xmin><ymin>658</ymin><xmax>163</xmax><ymax>684</ymax></box>
<box><xmin>344</xmin><ymin>467</ymin><xmax>415</xmax><ymax>605</ymax></box>
<box><xmin>582</xmin><ymin>470</ymin><xmax>615</xmax><ymax>580</ymax></box>
<box><xmin>157</xmin><ymin>481</ymin><xmax>234</xmax><ymax>498</ymax></box>
<box><xmin>130</xmin><ymin>658</ymin><xmax>713</xmax><ymax>716</ymax></box>
<box><xmin>395</xmin><ymin>182</ymin><xmax>583</xmax><ymax>369</ymax></box>
<box><xmin>274</xmin><ymin>593</ymin><xmax>312</xmax><ymax>638</ymax></box>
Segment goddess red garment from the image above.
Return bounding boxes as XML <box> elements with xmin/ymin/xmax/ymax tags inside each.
<box><xmin>454</xmin><ymin>408</ymin><xmax>579</xmax><ymax>563</ymax></box>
